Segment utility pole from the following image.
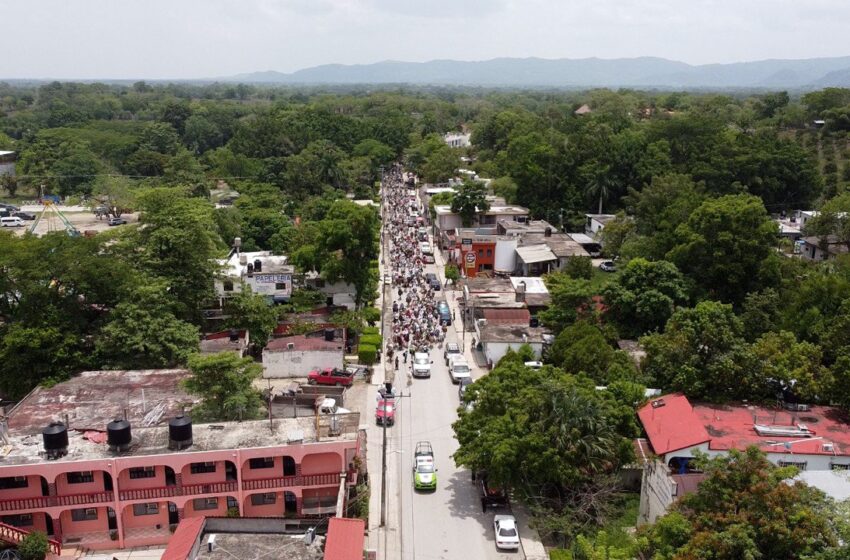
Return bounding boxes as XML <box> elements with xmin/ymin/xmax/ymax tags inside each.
<box><xmin>380</xmin><ymin>383</ymin><xmax>410</xmax><ymax>527</ymax></box>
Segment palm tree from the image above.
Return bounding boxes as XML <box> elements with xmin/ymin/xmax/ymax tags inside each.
<box><xmin>585</xmin><ymin>165</ymin><xmax>615</xmax><ymax>214</ymax></box>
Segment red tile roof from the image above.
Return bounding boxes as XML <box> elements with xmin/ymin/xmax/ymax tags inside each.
<box><xmin>482</xmin><ymin>308</ymin><xmax>531</xmax><ymax>324</ymax></box>
<box><xmin>638</xmin><ymin>393</ymin><xmax>850</xmax><ymax>458</ymax></box>
<box><xmin>161</xmin><ymin>516</ymin><xmax>205</xmax><ymax>560</ymax></box>
<box><xmin>637</xmin><ymin>394</ymin><xmax>711</xmax><ymax>455</ymax></box>
<box><xmin>265</xmin><ymin>334</ymin><xmax>344</xmax><ymax>352</ymax></box>
<box><xmin>324</xmin><ymin>517</ymin><xmax>365</xmax><ymax>560</ymax></box>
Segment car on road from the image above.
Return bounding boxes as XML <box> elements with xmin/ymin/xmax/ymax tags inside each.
<box><xmin>412</xmin><ymin>352</ymin><xmax>432</xmax><ymax>378</ymax></box>
<box><xmin>425</xmin><ymin>273</ymin><xmax>441</xmax><ymax>291</ymax></box>
<box><xmin>599</xmin><ymin>260</ymin><xmax>617</xmax><ymax>272</ymax></box>
<box><xmin>413</xmin><ymin>441</ymin><xmax>437</xmax><ymax>491</ymax></box>
<box><xmin>0</xmin><ymin>216</ymin><xmax>25</xmax><ymax>227</ymax></box>
<box><xmin>108</xmin><ymin>217</ymin><xmax>127</xmax><ymax>226</ymax></box>
<box><xmin>479</xmin><ymin>473</ymin><xmax>509</xmax><ymax>512</ymax></box>
<box><xmin>444</xmin><ymin>342</ymin><xmax>461</xmax><ymax>365</ymax></box>
<box><xmin>449</xmin><ymin>357</ymin><xmax>472</xmax><ymax>384</ymax></box>
<box><xmin>417</xmin><ymin>232</ymin><xmax>428</xmax><ymax>242</ymax></box>
<box><xmin>0</xmin><ymin>203</ymin><xmax>19</xmax><ymax>212</ymax></box>
<box><xmin>376</xmin><ymin>399</ymin><xmax>395</xmax><ymax>426</ymax></box>
<box><xmin>13</xmin><ymin>211</ymin><xmax>35</xmax><ymax>221</ymax></box>
<box><xmin>423</xmin><ymin>254</ymin><xmax>435</xmax><ymax>264</ymax></box>
<box><xmin>437</xmin><ymin>301</ymin><xmax>452</xmax><ymax>326</ymax></box>
<box><xmin>493</xmin><ymin>515</ymin><xmax>520</xmax><ymax>550</ymax></box>
<box><xmin>308</xmin><ymin>367</ymin><xmax>355</xmax><ymax>387</ymax></box>
<box><xmin>419</xmin><ymin>241</ymin><xmax>433</xmax><ymax>255</ymax></box>
<box><xmin>458</xmin><ymin>376</ymin><xmax>473</xmax><ymax>400</ymax></box>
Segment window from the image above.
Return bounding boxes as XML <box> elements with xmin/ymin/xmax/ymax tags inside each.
<box><xmin>832</xmin><ymin>463</ymin><xmax>850</xmax><ymax>470</ymax></box>
<box><xmin>193</xmin><ymin>498</ymin><xmax>218</xmax><ymax>511</ymax></box>
<box><xmin>486</xmin><ymin>249</ymin><xmax>492</xmax><ymax>257</ymax></box>
<box><xmin>67</xmin><ymin>471</ymin><xmax>95</xmax><ymax>484</ymax></box>
<box><xmin>478</xmin><ymin>249</ymin><xmax>484</xmax><ymax>257</ymax></box>
<box><xmin>190</xmin><ymin>462</ymin><xmax>217</xmax><ymax>474</ymax></box>
<box><xmin>275</xmin><ymin>283</ymin><xmax>287</xmax><ymax>290</ymax></box>
<box><xmin>226</xmin><ymin>496</ymin><xmax>238</xmax><ymax>510</ymax></box>
<box><xmin>133</xmin><ymin>503</ymin><xmax>159</xmax><ymax>516</ymax></box>
<box><xmin>71</xmin><ymin>508</ymin><xmax>98</xmax><ymax>522</ymax></box>
<box><xmin>223</xmin><ymin>280</ymin><xmax>234</xmax><ymax>292</ymax></box>
<box><xmin>2</xmin><ymin>514</ymin><xmax>33</xmax><ymax>527</ymax></box>
<box><xmin>779</xmin><ymin>460</ymin><xmax>807</xmax><ymax>471</ymax></box>
<box><xmin>129</xmin><ymin>467</ymin><xmax>156</xmax><ymax>479</ymax></box>
<box><xmin>251</xmin><ymin>493</ymin><xmax>276</xmax><ymax>506</ymax></box>
<box><xmin>0</xmin><ymin>476</ymin><xmax>28</xmax><ymax>490</ymax></box>
<box><xmin>249</xmin><ymin>457</ymin><xmax>274</xmax><ymax>469</ymax></box>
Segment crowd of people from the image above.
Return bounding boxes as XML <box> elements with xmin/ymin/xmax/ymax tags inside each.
<box><xmin>382</xmin><ymin>166</ymin><xmax>445</xmax><ymax>373</ymax></box>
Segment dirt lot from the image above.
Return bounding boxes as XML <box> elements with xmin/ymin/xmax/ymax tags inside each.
<box><xmin>10</xmin><ymin>206</ymin><xmax>139</xmax><ymax>236</ymax></box>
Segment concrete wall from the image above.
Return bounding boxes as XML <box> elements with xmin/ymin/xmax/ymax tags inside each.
<box><xmin>482</xmin><ymin>341</ymin><xmax>542</xmax><ymax>367</ymax></box>
<box><xmin>638</xmin><ymin>459</ymin><xmax>676</xmax><ymax>525</ymax></box>
<box><xmin>262</xmin><ymin>348</ymin><xmax>344</xmax><ymax>378</ymax></box>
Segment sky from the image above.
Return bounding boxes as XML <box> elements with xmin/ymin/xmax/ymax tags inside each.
<box><xmin>3</xmin><ymin>0</ymin><xmax>850</xmax><ymax>79</ymax></box>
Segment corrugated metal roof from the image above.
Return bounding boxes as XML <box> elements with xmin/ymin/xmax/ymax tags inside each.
<box><xmin>324</xmin><ymin>517</ymin><xmax>365</xmax><ymax>560</ymax></box>
<box><xmin>161</xmin><ymin>516</ymin><xmax>205</xmax><ymax>560</ymax></box>
<box><xmin>515</xmin><ymin>244</ymin><xmax>557</xmax><ymax>264</ymax></box>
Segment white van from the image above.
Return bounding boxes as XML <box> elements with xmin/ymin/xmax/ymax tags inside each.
<box><xmin>0</xmin><ymin>217</ymin><xmax>24</xmax><ymax>228</ymax></box>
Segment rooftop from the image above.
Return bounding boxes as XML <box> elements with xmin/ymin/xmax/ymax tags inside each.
<box><xmin>795</xmin><ymin>470</ymin><xmax>850</xmax><ymax>501</ymax></box>
<box><xmin>520</xmin><ymin>234</ymin><xmax>589</xmax><ymax>258</ymax></box>
<box><xmin>585</xmin><ymin>214</ymin><xmax>617</xmax><ymax>224</ymax></box>
<box><xmin>510</xmin><ymin>276</ymin><xmax>549</xmax><ymax>294</ymax></box>
<box><xmin>802</xmin><ymin>235</ymin><xmax>849</xmax><ymax>255</ymax></box>
<box><xmin>496</xmin><ymin>219</ymin><xmax>558</xmax><ymax>234</ymax></box>
<box><xmin>567</xmin><ymin>233</ymin><xmax>599</xmax><ymax>245</ymax></box>
<box><xmin>482</xmin><ymin>308</ymin><xmax>531</xmax><ymax>325</ymax></box>
<box><xmin>478</xmin><ymin>323</ymin><xmax>549</xmax><ymax>344</ymax></box>
<box><xmin>323</xmin><ymin>517</ymin><xmax>365</xmax><ymax>560</ymax></box>
<box><xmin>219</xmin><ymin>251</ymin><xmax>293</xmax><ymax>279</ymax></box>
<box><xmin>7</xmin><ymin>369</ymin><xmax>198</xmax><ymax>435</ymax></box>
<box><xmin>638</xmin><ymin>393</ymin><xmax>850</xmax><ymax>457</ymax></box>
<box><xmin>515</xmin><ymin>244</ymin><xmax>557</xmax><ymax>264</ymax></box>
<box><xmin>464</xmin><ymin>277</ymin><xmax>514</xmax><ymax>294</ymax></box>
<box><xmin>265</xmin><ymin>334</ymin><xmax>345</xmax><ymax>353</ymax></box>
<box><xmin>467</xmin><ymin>293</ymin><xmax>527</xmax><ymax>309</ymax></box>
<box><xmin>200</xmin><ymin>329</ymin><xmax>249</xmax><ymax>355</ymax></box>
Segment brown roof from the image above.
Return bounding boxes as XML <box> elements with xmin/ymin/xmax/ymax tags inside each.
<box><xmin>265</xmin><ymin>334</ymin><xmax>344</xmax><ymax>353</ymax></box>
<box><xmin>7</xmin><ymin>369</ymin><xmax>198</xmax><ymax>435</ymax></box>
<box><xmin>482</xmin><ymin>308</ymin><xmax>531</xmax><ymax>324</ymax></box>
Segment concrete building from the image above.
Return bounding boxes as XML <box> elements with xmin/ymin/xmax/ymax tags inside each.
<box><xmin>474</xmin><ymin>322</ymin><xmax>549</xmax><ymax>367</ymax></box>
<box><xmin>0</xmin><ymin>151</ymin><xmax>15</xmax><ymax>177</ymax></box>
<box><xmin>434</xmin><ymin>205</ymin><xmax>530</xmax><ymax>247</ymax></box>
<box><xmin>199</xmin><ymin>330</ymin><xmax>249</xmax><ymax>357</ymax></box>
<box><xmin>0</xmin><ymin>370</ymin><xmax>361</xmax><ymax>551</ymax></box>
<box><xmin>636</xmin><ymin>393</ymin><xmax>850</xmax><ymax>524</ymax></box>
<box><xmin>216</xmin><ymin>251</ymin><xmax>294</xmax><ymax>304</ymax></box>
<box><xmin>262</xmin><ymin>333</ymin><xmax>345</xmax><ymax>379</ymax></box>
<box><xmin>443</xmin><ymin>132</ymin><xmax>471</xmax><ymax>148</ymax></box>
<box><xmin>303</xmin><ymin>275</ymin><xmax>358</xmax><ymax>310</ymax></box>
<box><xmin>800</xmin><ymin>235</ymin><xmax>848</xmax><ymax>261</ymax></box>
<box><xmin>585</xmin><ymin>214</ymin><xmax>617</xmax><ymax>238</ymax></box>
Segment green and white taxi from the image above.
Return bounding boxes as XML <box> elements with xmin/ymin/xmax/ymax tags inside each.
<box><xmin>413</xmin><ymin>441</ymin><xmax>437</xmax><ymax>491</ymax></box>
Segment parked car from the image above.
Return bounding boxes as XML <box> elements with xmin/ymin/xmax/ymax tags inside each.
<box><xmin>423</xmin><ymin>254</ymin><xmax>435</xmax><ymax>264</ymax></box>
<box><xmin>449</xmin><ymin>357</ymin><xmax>472</xmax><ymax>384</ymax></box>
<box><xmin>419</xmin><ymin>241</ymin><xmax>433</xmax><ymax>255</ymax></box>
<box><xmin>493</xmin><ymin>515</ymin><xmax>520</xmax><ymax>550</ymax></box>
<box><xmin>0</xmin><ymin>216</ymin><xmax>25</xmax><ymax>228</ymax></box>
<box><xmin>308</xmin><ymin>367</ymin><xmax>355</xmax><ymax>387</ymax></box>
<box><xmin>417</xmin><ymin>232</ymin><xmax>428</xmax><ymax>242</ymax></box>
<box><xmin>479</xmin><ymin>473</ymin><xmax>509</xmax><ymax>512</ymax></box>
<box><xmin>108</xmin><ymin>217</ymin><xmax>127</xmax><ymax>226</ymax></box>
<box><xmin>13</xmin><ymin>211</ymin><xmax>35</xmax><ymax>221</ymax></box>
<box><xmin>376</xmin><ymin>399</ymin><xmax>395</xmax><ymax>426</ymax></box>
<box><xmin>599</xmin><ymin>260</ymin><xmax>617</xmax><ymax>272</ymax></box>
<box><xmin>412</xmin><ymin>352</ymin><xmax>432</xmax><ymax>378</ymax></box>
<box><xmin>413</xmin><ymin>441</ymin><xmax>437</xmax><ymax>491</ymax></box>
<box><xmin>524</xmin><ymin>361</ymin><xmax>543</xmax><ymax>370</ymax></box>
<box><xmin>0</xmin><ymin>203</ymin><xmax>19</xmax><ymax>211</ymax></box>
<box><xmin>425</xmin><ymin>273</ymin><xmax>441</xmax><ymax>291</ymax></box>
<box><xmin>444</xmin><ymin>342</ymin><xmax>461</xmax><ymax>365</ymax></box>
<box><xmin>437</xmin><ymin>301</ymin><xmax>452</xmax><ymax>326</ymax></box>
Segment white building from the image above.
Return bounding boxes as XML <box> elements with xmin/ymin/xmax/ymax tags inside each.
<box><xmin>444</xmin><ymin>132</ymin><xmax>471</xmax><ymax>148</ymax></box>
<box><xmin>474</xmin><ymin>321</ymin><xmax>549</xmax><ymax>367</ymax></box>
<box><xmin>584</xmin><ymin>214</ymin><xmax>617</xmax><ymax>238</ymax></box>
<box><xmin>0</xmin><ymin>151</ymin><xmax>15</xmax><ymax>177</ymax></box>
<box><xmin>215</xmin><ymin>250</ymin><xmax>294</xmax><ymax>303</ymax></box>
<box><xmin>636</xmin><ymin>393</ymin><xmax>850</xmax><ymax>524</ymax></box>
<box><xmin>262</xmin><ymin>333</ymin><xmax>345</xmax><ymax>379</ymax></box>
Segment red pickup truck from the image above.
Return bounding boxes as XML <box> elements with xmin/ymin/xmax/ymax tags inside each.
<box><xmin>308</xmin><ymin>368</ymin><xmax>355</xmax><ymax>387</ymax></box>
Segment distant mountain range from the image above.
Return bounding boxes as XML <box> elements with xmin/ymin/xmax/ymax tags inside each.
<box><xmin>224</xmin><ymin>56</ymin><xmax>850</xmax><ymax>89</ymax></box>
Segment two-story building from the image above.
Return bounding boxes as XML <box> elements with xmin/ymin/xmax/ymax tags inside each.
<box><xmin>215</xmin><ymin>251</ymin><xmax>294</xmax><ymax>304</ymax></box>
<box><xmin>434</xmin><ymin>205</ymin><xmax>530</xmax><ymax>249</ymax></box>
<box><xmin>0</xmin><ymin>370</ymin><xmax>360</xmax><ymax>551</ymax></box>
<box><xmin>635</xmin><ymin>393</ymin><xmax>850</xmax><ymax>524</ymax></box>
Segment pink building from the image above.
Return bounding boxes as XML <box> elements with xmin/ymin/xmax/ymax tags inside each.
<box><xmin>0</xmin><ymin>370</ymin><xmax>361</xmax><ymax>551</ymax></box>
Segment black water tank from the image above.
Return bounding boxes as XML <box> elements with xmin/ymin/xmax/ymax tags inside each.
<box><xmin>168</xmin><ymin>415</ymin><xmax>193</xmax><ymax>450</ymax></box>
<box><xmin>246</xmin><ymin>263</ymin><xmax>254</xmax><ymax>275</ymax></box>
<box><xmin>228</xmin><ymin>328</ymin><xmax>239</xmax><ymax>342</ymax></box>
<box><xmin>530</xmin><ymin>316</ymin><xmax>539</xmax><ymax>328</ymax></box>
<box><xmin>254</xmin><ymin>259</ymin><xmax>262</xmax><ymax>272</ymax></box>
<box><xmin>324</xmin><ymin>328</ymin><xmax>335</xmax><ymax>342</ymax></box>
<box><xmin>107</xmin><ymin>419</ymin><xmax>132</xmax><ymax>450</ymax></box>
<box><xmin>42</xmin><ymin>422</ymin><xmax>69</xmax><ymax>458</ymax></box>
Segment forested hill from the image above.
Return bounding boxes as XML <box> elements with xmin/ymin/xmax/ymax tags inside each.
<box><xmin>227</xmin><ymin>56</ymin><xmax>850</xmax><ymax>89</ymax></box>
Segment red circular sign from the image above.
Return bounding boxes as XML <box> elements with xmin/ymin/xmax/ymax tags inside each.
<box><xmin>465</xmin><ymin>252</ymin><xmax>476</xmax><ymax>264</ymax></box>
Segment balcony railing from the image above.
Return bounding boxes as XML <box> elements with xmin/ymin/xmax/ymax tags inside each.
<box><xmin>242</xmin><ymin>472</ymin><xmax>341</xmax><ymax>492</ymax></box>
<box><xmin>0</xmin><ymin>492</ymin><xmax>114</xmax><ymax>512</ymax></box>
<box><xmin>119</xmin><ymin>481</ymin><xmax>238</xmax><ymax>501</ymax></box>
<box><xmin>0</xmin><ymin>521</ymin><xmax>61</xmax><ymax>554</ymax></box>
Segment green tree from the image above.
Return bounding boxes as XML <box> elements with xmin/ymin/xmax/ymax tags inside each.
<box><xmin>224</xmin><ymin>289</ymin><xmax>280</xmax><ymax>349</ymax></box>
<box><xmin>602</xmin><ymin>259</ymin><xmax>689</xmax><ymax>337</ymax></box>
<box><xmin>539</xmin><ymin>273</ymin><xmax>595</xmax><ymax>334</ymax></box>
<box><xmin>750</xmin><ymin>330</ymin><xmax>830</xmax><ymax>402</ymax></box>
<box><xmin>667</xmin><ymin>194</ymin><xmax>778</xmax><ymax>304</ymax></box>
<box><xmin>18</xmin><ymin>530</ymin><xmax>49</xmax><ymax>560</ymax></box>
<box><xmin>90</xmin><ymin>175</ymin><xmax>136</xmax><ymax>218</ymax></box>
<box><xmin>563</xmin><ymin>256</ymin><xmax>592</xmax><ymax>280</ymax></box>
<box><xmin>806</xmin><ymin>193</ymin><xmax>850</xmax><ymax>254</ymax></box>
<box><xmin>548</xmin><ymin>321</ymin><xmax>638</xmax><ymax>384</ymax></box>
<box><xmin>184</xmin><ymin>352</ymin><xmax>263</xmax><ymax>421</ymax></box>
<box><xmin>421</xmin><ymin>145</ymin><xmax>459</xmax><ymax>183</ymax></box>
<box><xmin>641</xmin><ymin>301</ymin><xmax>751</xmax><ymax>400</ymax></box>
<box><xmin>450</xmin><ymin>180</ymin><xmax>489</xmax><ymax>226</ymax></box>
<box><xmin>641</xmin><ymin>447</ymin><xmax>839</xmax><ymax>560</ymax></box>
<box><xmin>740</xmin><ymin>288</ymin><xmax>781</xmax><ymax>342</ymax></box>
<box><xmin>95</xmin><ymin>282</ymin><xmax>200</xmax><ymax>369</ymax></box>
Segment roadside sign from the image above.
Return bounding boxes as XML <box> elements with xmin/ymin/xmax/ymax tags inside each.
<box><xmin>465</xmin><ymin>252</ymin><xmax>476</xmax><ymax>269</ymax></box>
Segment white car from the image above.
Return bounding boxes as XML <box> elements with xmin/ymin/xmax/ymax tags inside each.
<box><xmin>412</xmin><ymin>352</ymin><xmax>432</xmax><ymax>378</ymax></box>
<box><xmin>524</xmin><ymin>361</ymin><xmax>543</xmax><ymax>370</ymax></box>
<box><xmin>493</xmin><ymin>515</ymin><xmax>520</xmax><ymax>550</ymax></box>
<box><xmin>419</xmin><ymin>242</ymin><xmax>433</xmax><ymax>255</ymax></box>
<box><xmin>449</xmin><ymin>357</ymin><xmax>472</xmax><ymax>384</ymax></box>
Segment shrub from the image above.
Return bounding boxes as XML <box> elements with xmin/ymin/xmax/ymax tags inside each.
<box><xmin>359</xmin><ymin>344</ymin><xmax>377</xmax><ymax>366</ymax></box>
<box><xmin>19</xmin><ymin>531</ymin><xmax>49</xmax><ymax>560</ymax></box>
<box><xmin>564</xmin><ymin>256</ymin><xmax>593</xmax><ymax>279</ymax></box>
<box><xmin>360</xmin><ymin>334</ymin><xmax>382</xmax><ymax>350</ymax></box>
<box><xmin>362</xmin><ymin>307</ymin><xmax>381</xmax><ymax>325</ymax></box>
<box><xmin>362</xmin><ymin>326</ymin><xmax>380</xmax><ymax>336</ymax></box>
